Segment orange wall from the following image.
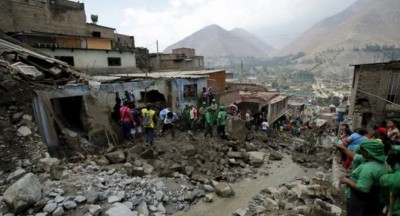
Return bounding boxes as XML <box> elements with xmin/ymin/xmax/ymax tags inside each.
<box><xmin>87</xmin><ymin>38</ymin><xmax>112</xmax><ymax>50</ymax></box>
<box><xmin>208</xmin><ymin>71</ymin><xmax>226</xmax><ymax>93</ymax></box>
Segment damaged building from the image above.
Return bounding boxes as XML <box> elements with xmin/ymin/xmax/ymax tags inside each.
<box><xmin>0</xmin><ymin>0</ymin><xmax>138</xmax><ymax>75</ymax></box>
<box><xmin>149</xmin><ymin>48</ymin><xmax>204</xmax><ymax>71</ymax></box>
<box><xmin>348</xmin><ymin>60</ymin><xmax>400</xmax><ymax>129</ymax></box>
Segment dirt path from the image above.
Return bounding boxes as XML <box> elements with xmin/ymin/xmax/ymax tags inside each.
<box><xmin>174</xmin><ymin>156</ymin><xmax>317</xmax><ymax>216</ymax></box>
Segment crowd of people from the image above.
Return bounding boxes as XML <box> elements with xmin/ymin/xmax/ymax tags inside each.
<box><xmin>333</xmin><ymin>119</ymin><xmax>400</xmax><ymax>216</ymax></box>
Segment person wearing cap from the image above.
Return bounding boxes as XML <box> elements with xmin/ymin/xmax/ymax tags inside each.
<box><xmin>340</xmin><ymin>139</ymin><xmax>387</xmax><ymax>216</ymax></box>
<box><xmin>189</xmin><ymin>104</ymin><xmax>198</xmax><ymax>132</ymax></box>
<box><xmin>204</xmin><ymin>107</ymin><xmax>213</xmax><ymax>138</ymax></box>
<box><xmin>380</xmin><ymin>145</ymin><xmax>400</xmax><ymax>216</ymax></box>
<box><xmin>198</xmin><ymin>102</ymin><xmax>207</xmax><ymax>131</ymax></box>
<box><xmin>217</xmin><ymin>105</ymin><xmax>228</xmax><ymax>139</ymax></box>
<box><xmin>210</xmin><ymin>99</ymin><xmax>218</xmax><ymax>125</ymax></box>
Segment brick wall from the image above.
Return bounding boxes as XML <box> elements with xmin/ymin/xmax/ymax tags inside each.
<box><xmin>208</xmin><ymin>71</ymin><xmax>226</xmax><ymax>93</ymax></box>
<box><xmin>214</xmin><ymin>89</ymin><xmax>239</xmax><ymax>107</ymax></box>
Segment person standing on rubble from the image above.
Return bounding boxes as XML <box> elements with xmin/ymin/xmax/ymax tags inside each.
<box><xmin>141</xmin><ymin>104</ymin><xmax>156</xmax><ymax>145</ymax></box>
<box><xmin>182</xmin><ymin>104</ymin><xmax>191</xmax><ymax>131</ymax></box>
<box><xmin>119</xmin><ymin>100</ymin><xmax>134</xmax><ymax>143</ymax></box>
<box><xmin>198</xmin><ymin>102</ymin><xmax>207</xmax><ymax>131</ymax></box>
<box><xmin>387</xmin><ymin>119</ymin><xmax>400</xmax><ymax>143</ymax></box>
<box><xmin>162</xmin><ymin>111</ymin><xmax>178</xmax><ymax>138</ymax></box>
<box><xmin>245</xmin><ymin>110</ymin><xmax>251</xmax><ymax>130</ymax></box>
<box><xmin>129</xmin><ymin>103</ymin><xmax>142</xmax><ymax>143</ymax></box>
<box><xmin>201</xmin><ymin>87</ymin><xmax>209</xmax><ymax>105</ymax></box>
<box><xmin>261</xmin><ymin>119</ymin><xmax>269</xmax><ymax>136</ymax></box>
<box><xmin>339</xmin><ymin>139</ymin><xmax>387</xmax><ymax>216</ymax></box>
<box><xmin>380</xmin><ymin>145</ymin><xmax>400</xmax><ymax>216</ymax></box>
<box><xmin>204</xmin><ymin>107</ymin><xmax>213</xmax><ymax>138</ymax></box>
<box><xmin>217</xmin><ymin>105</ymin><xmax>228</xmax><ymax>139</ymax></box>
<box><xmin>210</xmin><ymin>99</ymin><xmax>218</xmax><ymax>125</ymax></box>
<box><xmin>190</xmin><ymin>104</ymin><xmax>198</xmax><ymax>132</ymax></box>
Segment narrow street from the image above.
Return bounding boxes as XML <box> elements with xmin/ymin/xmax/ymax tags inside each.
<box><xmin>174</xmin><ymin>156</ymin><xmax>316</xmax><ymax>216</ymax></box>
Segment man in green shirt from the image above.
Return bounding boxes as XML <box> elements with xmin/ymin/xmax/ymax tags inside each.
<box><xmin>204</xmin><ymin>107</ymin><xmax>213</xmax><ymax>138</ymax></box>
<box><xmin>182</xmin><ymin>104</ymin><xmax>190</xmax><ymax>131</ymax></box>
<box><xmin>210</xmin><ymin>99</ymin><xmax>218</xmax><ymax>125</ymax></box>
<box><xmin>380</xmin><ymin>146</ymin><xmax>400</xmax><ymax>216</ymax></box>
<box><xmin>340</xmin><ymin>139</ymin><xmax>387</xmax><ymax>216</ymax></box>
<box><xmin>217</xmin><ymin>105</ymin><xmax>228</xmax><ymax>139</ymax></box>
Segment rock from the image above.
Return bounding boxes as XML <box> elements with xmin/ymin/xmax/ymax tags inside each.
<box><xmin>17</xmin><ymin>126</ymin><xmax>31</xmax><ymax>137</ymax></box>
<box><xmin>269</xmin><ymin>150</ymin><xmax>283</xmax><ymax>161</ymax></box>
<box><xmin>185</xmin><ymin>166</ymin><xmax>194</xmax><ymax>176</ymax></box>
<box><xmin>157</xmin><ymin>203</ymin><xmax>166</xmax><ymax>213</ymax></box>
<box><xmin>88</xmin><ymin>205</ymin><xmax>102</xmax><ymax>216</ymax></box>
<box><xmin>136</xmin><ymin>202</ymin><xmax>149</xmax><ymax>216</ymax></box>
<box><xmin>3</xmin><ymin>173</ymin><xmax>42</xmax><ymax>213</ymax></box>
<box><xmin>63</xmin><ymin>201</ymin><xmax>77</xmax><ymax>210</ymax></box>
<box><xmin>108</xmin><ymin>196</ymin><xmax>123</xmax><ymax>204</ymax></box>
<box><xmin>204</xmin><ymin>193</ymin><xmax>213</xmax><ymax>202</ymax></box>
<box><xmin>131</xmin><ymin>167</ymin><xmax>145</xmax><ymax>177</ymax></box>
<box><xmin>294</xmin><ymin>205</ymin><xmax>311</xmax><ymax>214</ymax></box>
<box><xmin>96</xmin><ymin>156</ymin><xmax>110</xmax><ymax>166</ymax></box>
<box><xmin>229</xmin><ymin>116</ymin><xmax>247</xmax><ymax>141</ymax></box>
<box><xmin>181</xmin><ymin>144</ymin><xmax>196</xmax><ymax>156</ymax></box>
<box><xmin>38</xmin><ymin>153</ymin><xmax>61</xmax><ymax>172</ymax></box>
<box><xmin>263</xmin><ymin>198</ymin><xmax>279</xmax><ymax>211</ymax></box>
<box><xmin>255</xmin><ymin>205</ymin><xmax>266</xmax><ymax>214</ymax></box>
<box><xmin>140</xmin><ymin>149</ymin><xmax>156</xmax><ymax>159</ymax></box>
<box><xmin>226</xmin><ymin>151</ymin><xmax>243</xmax><ymax>159</ymax></box>
<box><xmin>314</xmin><ymin>171</ymin><xmax>326</xmax><ymax>180</ymax></box>
<box><xmin>49</xmin><ymin>166</ymin><xmax>68</xmax><ymax>180</ymax></box>
<box><xmin>143</xmin><ymin>163</ymin><xmax>154</xmax><ymax>174</ymax></box>
<box><xmin>35</xmin><ymin>213</ymin><xmax>49</xmax><ymax>216</ymax></box>
<box><xmin>284</xmin><ymin>203</ymin><xmax>294</xmax><ymax>210</ymax></box>
<box><xmin>74</xmin><ymin>195</ymin><xmax>87</xmax><ymax>204</ymax></box>
<box><xmin>106</xmin><ymin>150</ymin><xmax>126</xmax><ymax>164</ymax></box>
<box><xmin>54</xmin><ymin>196</ymin><xmax>65</xmax><ymax>203</ymax></box>
<box><xmin>214</xmin><ymin>182</ymin><xmax>235</xmax><ymax>198</ymax></box>
<box><xmin>123</xmin><ymin>201</ymin><xmax>133</xmax><ymax>210</ymax></box>
<box><xmin>291</xmin><ymin>182</ymin><xmax>309</xmax><ymax>199</ymax></box>
<box><xmin>6</xmin><ymin>168</ymin><xmax>26</xmax><ymax>183</ymax></box>
<box><xmin>43</xmin><ymin>203</ymin><xmax>57</xmax><ymax>213</ymax></box>
<box><xmin>86</xmin><ymin>192</ymin><xmax>99</xmax><ymax>204</ymax></box>
<box><xmin>52</xmin><ymin>207</ymin><xmax>64</xmax><ymax>216</ymax></box>
<box><xmin>234</xmin><ymin>208</ymin><xmax>247</xmax><ymax>216</ymax></box>
<box><xmin>203</xmin><ymin>184</ymin><xmax>214</xmax><ymax>192</ymax></box>
<box><xmin>155</xmin><ymin>191</ymin><xmax>164</xmax><ymax>201</ymax></box>
<box><xmin>247</xmin><ymin>151</ymin><xmax>266</xmax><ymax>167</ymax></box>
<box><xmin>105</xmin><ymin>202</ymin><xmax>134</xmax><ymax>216</ymax></box>
<box><xmin>314</xmin><ymin>198</ymin><xmax>342</xmax><ymax>216</ymax></box>
<box><xmin>148</xmin><ymin>205</ymin><xmax>157</xmax><ymax>212</ymax></box>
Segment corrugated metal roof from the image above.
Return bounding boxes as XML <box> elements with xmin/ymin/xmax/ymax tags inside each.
<box><xmin>90</xmin><ymin>76</ymin><xmax>122</xmax><ymax>82</ymax></box>
<box><xmin>114</xmin><ymin>71</ymin><xmax>209</xmax><ymax>79</ymax></box>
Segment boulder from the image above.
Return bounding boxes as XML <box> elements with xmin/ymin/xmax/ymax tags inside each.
<box><xmin>96</xmin><ymin>156</ymin><xmax>110</xmax><ymax>166</ymax></box>
<box><xmin>291</xmin><ymin>183</ymin><xmax>309</xmax><ymax>199</ymax></box>
<box><xmin>228</xmin><ymin>116</ymin><xmax>247</xmax><ymax>141</ymax></box>
<box><xmin>38</xmin><ymin>153</ymin><xmax>61</xmax><ymax>172</ymax></box>
<box><xmin>105</xmin><ymin>202</ymin><xmax>134</xmax><ymax>216</ymax></box>
<box><xmin>136</xmin><ymin>202</ymin><xmax>149</xmax><ymax>216</ymax></box>
<box><xmin>52</xmin><ymin>207</ymin><xmax>64</xmax><ymax>216</ymax></box>
<box><xmin>181</xmin><ymin>144</ymin><xmax>196</xmax><ymax>156</ymax></box>
<box><xmin>269</xmin><ymin>150</ymin><xmax>283</xmax><ymax>161</ymax></box>
<box><xmin>74</xmin><ymin>195</ymin><xmax>87</xmax><ymax>204</ymax></box>
<box><xmin>49</xmin><ymin>165</ymin><xmax>68</xmax><ymax>180</ymax></box>
<box><xmin>247</xmin><ymin>151</ymin><xmax>266</xmax><ymax>167</ymax></box>
<box><xmin>43</xmin><ymin>202</ymin><xmax>57</xmax><ymax>213</ymax></box>
<box><xmin>131</xmin><ymin>167</ymin><xmax>145</xmax><ymax>177</ymax></box>
<box><xmin>6</xmin><ymin>168</ymin><xmax>26</xmax><ymax>183</ymax></box>
<box><xmin>204</xmin><ymin>193</ymin><xmax>213</xmax><ymax>202</ymax></box>
<box><xmin>226</xmin><ymin>151</ymin><xmax>243</xmax><ymax>159</ymax></box>
<box><xmin>17</xmin><ymin>126</ymin><xmax>31</xmax><ymax>137</ymax></box>
<box><xmin>143</xmin><ymin>163</ymin><xmax>154</xmax><ymax>174</ymax></box>
<box><xmin>141</xmin><ymin>149</ymin><xmax>156</xmax><ymax>159</ymax></box>
<box><xmin>214</xmin><ymin>182</ymin><xmax>235</xmax><ymax>198</ymax></box>
<box><xmin>63</xmin><ymin>201</ymin><xmax>77</xmax><ymax>210</ymax></box>
<box><xmin>234</xmin><ymin>208</ymin><xmax>247</xmax><ymax>216</ymax></box>
<box><xmin>3</xmin><ymin>173</ymin><xmax>42</xmax><ymax>213</ymax></box>
<box><xmin>89</xmin><ymin>205</ymin><xmax>102</xmax><ymax>216</ymax></box>
<box><xmin>263</xmin><ymin>198</ymin><xmax>279</xmax><ymax>211</ymax></box>
<box><xmin>106</xmin><ymin>150</ymin><xmax>126</xmax><ymax>164</ymax></box>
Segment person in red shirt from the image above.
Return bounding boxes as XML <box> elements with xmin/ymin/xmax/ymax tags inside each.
<box><xmin>119</xmin><ymin>100</ymin><xmax>134</xmax><ymax>142</ymax></box>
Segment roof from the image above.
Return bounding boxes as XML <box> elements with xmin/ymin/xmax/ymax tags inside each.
<box><xmin>240</xmin><ymin>91</ymin><xmax>282</xmax><ymax>103</ymax></box>
<box><xmin>288</xmin><ymin>102</ymin><xmax>305</xmax><ymax>106</ymax></box>
<box><xmin>351</xmin><ymin>60</ymin><xmax>400</xmax><ymax>67</ymax></box>
<box><xmin>270</xmin><ymin>95</ymin><xmax>288</xmax><ymax>104</ymax></box>
<box><xmin>86</xmin><ymin>23</ymin><xmax>116</xmax><ymax>30</ymax></box>
<box><xmin>114</xmin><ymin>70</ymin><xmax>224</xmax><ymax>79</ymax></box>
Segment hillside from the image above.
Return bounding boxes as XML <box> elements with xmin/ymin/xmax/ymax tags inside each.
<box><xmin>163</xmin><ymin>24</ymin><xmax>272</xmax><ymax>58</ymax></box>
<box><xmin>230</xmin><ymin>28</ymin><xmax>275</xmax><ymax>54</ymax></box>
<box><xmin>278</xmin><ymin>0</ymin><xmax>400</xmax><ymax>55</ymax></box>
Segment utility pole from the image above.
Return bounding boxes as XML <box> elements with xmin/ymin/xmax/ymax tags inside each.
<box><xmin>240</xmin><ymin>60</ymin><xmax>243</xmax><ymax>83</ymax></box>
<box><xmin>156</xmin><ymin>40</ymin><xmax>160</xmax><ymax>69</ymax></box>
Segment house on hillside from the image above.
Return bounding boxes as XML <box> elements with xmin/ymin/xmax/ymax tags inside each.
<box><xmin>0</xmin><ymin>0</ymin><xmax>138</xmax><ymax>75</ymax></box>
<box><xmin>149</xmin><ymin>48</ymin><xmax>204</xmax><ymax>71</ymax></box>
<box><xmin>348</xmin><ymin>61</ymin><xmax>400</xmax><ymax>129</ymax></box>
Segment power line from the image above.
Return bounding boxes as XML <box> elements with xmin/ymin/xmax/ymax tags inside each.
<box><xmin>352</xmin><ymin>87</ymin><xmax>400</xmax><ymax>109</ymax></box>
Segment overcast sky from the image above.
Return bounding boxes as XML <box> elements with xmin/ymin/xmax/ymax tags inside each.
<box><xmin>77</xmin><ymin>0</ymin><xmax>358</xmax><ymax>52</ymax></box>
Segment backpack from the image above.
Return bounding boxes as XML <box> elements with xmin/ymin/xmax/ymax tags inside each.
<box><xmin>142</xmin><ymin>111</ymin><xmax>151</xmax><ymax>127</ymax></box>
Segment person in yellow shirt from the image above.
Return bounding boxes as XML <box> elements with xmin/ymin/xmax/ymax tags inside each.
<box><xmin>141</xmin><ymin>104</ymin><xmax>156</xmax><ymax>145</ymax></box>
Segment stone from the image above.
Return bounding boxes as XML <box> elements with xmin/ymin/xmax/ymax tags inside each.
<box><xmin>106</xmin><ymin>150</ymin><xmax>126</xmax><ymax>164</ymax></box>
<box><xmin>269</xmin><ymin>150</ymin><xmax>283</xmax><ymax>161</ymax></box>
<box><xmin>263</xmin><ymin>198</ymin><xmax>279</xmax><ymax>211</ymax></box>
<box><xmin>108</xmin><ymin>196</ymin><xmax>122</xmax><ymax>204</ymax></box>
<box><xmin>17</xmin><ymin>126</ymin><xmax>31</xmax><ymax>137</ymax></box>
<box><xmin>148</xmin><ymin>205</ymin><xmax>157</xmax><ymax>212</ymax></box>
<box><xmin>314</xmin><ymin>171</ymin><xmax>326</xmax><ymax>180</ymax></box>
<box><xmin>203</xmin><ymin>184</ymin><xmax>214</xmax><ymax>192</ymax></box>
<box><xmin>291</xmin><ymin>182</ymin><xmax>309</xmax><ymax>199</ymax></box>
<box><xmin>294</xmin><ymin>205</ymin><xmax>311</xmax><ymax>214</ymax></box>
<box><xmin>63</xmin><ymin>201</ymin><xmax>77</xmax><ymax>210</ymax></box>
<box><xmin>49</xmin><ymin>166</ymin><xmax>68</xmax><ymax>180</ymax></box>
<box><xmin>43</xmin><ymin>203</ymin><xmax>57</xmax><ymax>213</ymax></box>
<box><xmin>99</xmin><ymin>190</ymin><xmax>110</xmax><ymax>201</ymax></box>
<box><xmin>155</xmin><ymin>191</ymin><xmax>164</xmax><ymax>201</ymax></box>
<box><xmin>54</xmin><ymin>196</ymin><xmax>65</xmax><ymax>203</ymax></box>
<box><xmin>136</xmin><ymin>202</ymin><xmax>149</xmax><ymax>216</ymax></box>
<box><xmin>314</xmin><ymin>199</ymin><xmax>342</xmax><ymax>215</ymax></box>
<box><xmin>52</xmin><ymin>207</ymin><xmax>64</xmax><ymax>216</ymax></box>
<box><xmin>284</xmin><ymin>203</ymin><xmax>295</xmax><ymax>210</ymax></box>
<box><xmin>89</xmin><ymin>205</ymin><xmax>102</xmax><ymax>216</ymax></box>
<box><xmin>226</xmin><ymin>151</ymin><xmax>243</xmax><ymax>159</ymax></box>
<box><xmin>229</xmin><ymin>116</ymin><xmax>247</xmax><ymax>141</ymax></box>
<box><xmin>140</xmin><ymin>149</ymin><xmax>156</xmax><ymax>159</ymax></box>
<box><xmin>86</xmin><ymin>192</ymin><xmax>99</xmax><ymax>204</ymax></box>
<box><xmin>38</xmin><ymin>153</ymin><xmax>61</xmax><ymax>172</ymax></box>
<box><xmin>142</xmin><ymin>163</ymin><xmax>154</xmax><ymax>174</ymax></box>
<box><xmin>6</xmin><ymin>168</ymin><xmax>26</xmax><ymax>183</ymax></box>
<box><xmin>12</xmin><ymin>112</ymin><xmax>23</xmax><ymax>123</ymax></box>
<box><xmin>105</xmin><ymin>202</ymin><xmax>134</xmax><ymax>216</ymax></box>
<box><xmin>35</xmin><ymin>213</ymin><xmax>49</xmax><ymax>216</ymax></box>
<box><xmin>204</xmin><ymin>193</ymin><xmax>213</xmax><ymax>202</ymax></box>
<box><xmin>96</xmin><ymin>156</ymin><xmax>110</xmax><ymax>166</ymax></box>
<box><xmin>247</xmin><ymin>151</ymin><xmax>266</xmax><ymax>167</ymax></box>
<box><xmin>234</xmin><ymin>208</ymin><xmax>247</xmax><ymax>216</ymax></box>
<box><xmin>131</xmin><ymin>167</ymin><xmax>145</xmax><ymax>177</ymax></box>
<box><xmin>3</xmin><ymin>173</ymin><xmax>42</xmax><ymax>213</ymax></box>
<box><xmin>181</xmin><ymin>144</ymin><xmax>196</xmax><ymax>156</ymax></box>
<box><xmin>74</xmin><ymin>195</ymin><xmax>87</xmax><ymax>204</ymax></box>
<box><xmin>123</xmin><ymin>201</ymin><xmax>133</xmax><ymax>210</ymax></box>
<box><xmin>185</xmin><ymin>166</ymin><xmax>194</xmax><ymax>176</ymax></box>
<box><xmin>214</xmin><ymin>182</ymin><xmax>235</xmax><ymax>198</ymax></box>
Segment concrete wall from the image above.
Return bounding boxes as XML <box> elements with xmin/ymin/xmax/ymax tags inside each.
<box><xmin>268</xmin><ymin>96</ymin><xmax>289</xmax><ymax>124</ymax></box>
<box><xmin>87</xmin><ymin>38</ymin><xmax>112</xmax><ymax>50</ymax></box>
<box><xmin>215</xmin><ymin>89</ymin><xmax>240</xmax><ymax>107</ymax></box>
<box><xmin>87</xmin><ymin>24</ymin><xmax>115</xmax><ymax>39</ymax></box>
<box><xmin>39</xmin><ymin>48</ymin><xmax>136</xmax><ymax>74</ymax></box>
<box><xmin>172</xmin><ymin>48</ymin><xmax>195</xmax><ymax>58</ymax></box>
<box><xmin>0</xmin><ymin>0</ymin><xmax>86</xmax><ymax>36</ymax></box>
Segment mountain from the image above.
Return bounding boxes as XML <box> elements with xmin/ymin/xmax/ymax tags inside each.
<box><xmin>230</xmin><ymin>28</ymin><xmax>276</xmax><ymax>54</ymax></box>
<box><xmin>278</xmin><ymin>0</ymin><xmax>400</xmax><ymax>55</ymax></box>
<box><xmin>163</xmin><ymin>24</ymin><xmax>273</xmax><ymax>58</ymax></box>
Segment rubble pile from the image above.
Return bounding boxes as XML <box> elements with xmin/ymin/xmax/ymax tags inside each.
<box><xmin>234</xmin><ymin>171</ymin><xmax>344</xmax><ymax>216</ymax></box>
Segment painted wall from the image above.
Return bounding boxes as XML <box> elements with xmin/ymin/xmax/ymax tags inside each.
<box><xmin>208</xmin><ymin>71</ymin><xmax>226</xmax><ymax>93</ymax></box>
<box><xmin>87</xmin><ymin>38</ymin><xmax>112</xmax><ymax>50</ymax></box>
<box><xmin>39</xmin><ymin>48</ymin><xmax>136</xmax><ymax>73</ymax></box>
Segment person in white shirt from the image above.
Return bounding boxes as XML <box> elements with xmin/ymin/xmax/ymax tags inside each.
<box><xmin>245</xmin><ymin>110</ymin><xmax>251</xmax><ymax>130</ymax></box>
<box><xmin>261</xmin><ymin>120</ymin><xmax>269</xmax><ymax>136</ymax></box>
